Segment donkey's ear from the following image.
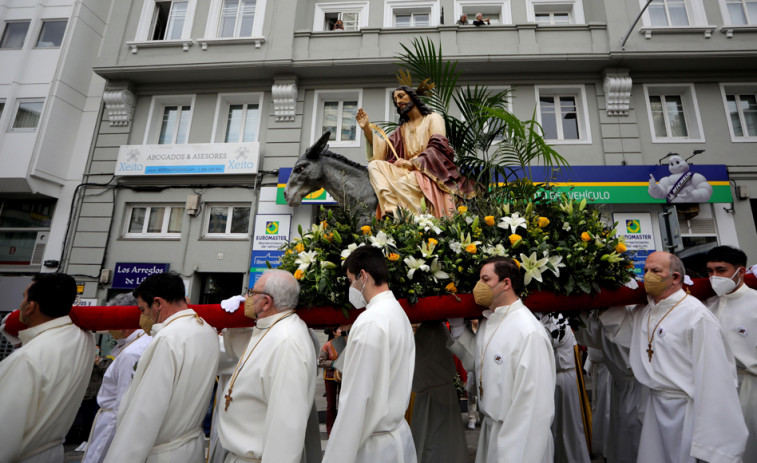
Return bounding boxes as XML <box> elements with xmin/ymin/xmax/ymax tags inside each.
<box><xmin>307</xmin><ymin>132</ymin><xmax>331</xmax><ymax>160</ymax></box>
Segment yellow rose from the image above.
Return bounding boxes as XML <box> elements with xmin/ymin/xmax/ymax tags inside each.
<box><xmin>509</xmin><ymin>234</ymin><xmax>522</xmax><ymax>245</ymax></box>
<box><xmin>616</xmin><ymin>242</ymin><xmax>627</xmax><ymax>253</ymax></box>
<box><xmin>295</xmin><ymin>243</ymin><xmax>305</xmax><ymax>253</ymax></box>
<box><xmin>294</xmin><ymin>269</ymin><xmax>304</xmax><ymax>280</ymax></box>
<box><xmin>361</xmin><ymin>225</ymin><xmax>372</xmax><ymax>235</ymax></box>
<box><xmin>388</xmin><ymin>253</ymin><xmax>400</xmax><ymax>261</ymax></box>
<box><xmin>458</xmin><ymin>206</ymin><xmax>468</xmax><ymax>213</ymax></box>
<box><xmin>428</xmin><ymin>238</ymin><xmax>438</xmax><ymax>246</ymax></box>
<box><xmin>512</xmin><ymin>258</ymin><xmax>521</xmax><ymax>269</ymax></box>
<box><xmin>581</xmin><ymin>232</ymin><xmax>591</xmax><ymax>242</ymax></box>
<box><xmin>446</xmin><ymin>282</ymin><xmax>458</xmax><ymax>293</ymax></box>
<box><xmin>484</xmin><ymin>216</ymin><xmax>495</xmax><ymax>226</ymax></box>
<box><xmin>537</xmin><ymin>217</ymin><xmax>550</xmax><ymax>228</ymax></box>
<box><xmin>465</xmin><ymin>243</ymin><xmax>477</xmax><ymax>254</ymax></box>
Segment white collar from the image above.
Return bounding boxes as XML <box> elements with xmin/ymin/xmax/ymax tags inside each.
<box><xmin>366</xmin><ymin>290</ymin><xmax>394</xmax><ymax>310</ymax></box>
<box><xmin>19</xmin><ymin>315</ymin><xmax>74</xmax><ymax>345</ymax></box>
<box><xmin>256</xmin><ymin>309</ymin><xmax>294</xmax><ymax>329</ymax></box>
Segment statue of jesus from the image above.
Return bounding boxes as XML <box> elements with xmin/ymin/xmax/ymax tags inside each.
<box><xmin>356</xmin><ymin>86</ymin><xmax>476</xmax><ymax>218</ymax></box>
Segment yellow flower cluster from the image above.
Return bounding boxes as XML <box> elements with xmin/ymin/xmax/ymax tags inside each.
<box><xmin>484</xmin><ymin>216</ymin><xmax>495</xmax><ymax>226</ymax></box>
<box><xmin>465</xmin><ymin>243</ymin><xmax>477</xmax><ymax>254</ymax></box>
<box><xmin>537</xmin><ymin>217</ymin><xmax>550</xmax><ymax>228</ymax></box>
<box><xmin>294</xmin><ymin>269</ymin><xmax>304</xmax><ymax>280</ymax></box>
<box><xmin>361</xmin><ymin>226</ymin><xmax>372</xmax><ymax>235</ymax></box>
<box><xmin>581</xmin><ymin>232</ymin><xmax>591</xmax><ymax>242</ymax></box>
<box><xmin>388</xmin><ymin>252</ymin><xmax>400</xmax><ymax>261</ymax></box>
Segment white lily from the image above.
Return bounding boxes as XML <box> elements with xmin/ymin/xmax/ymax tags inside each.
<box><xmin>519</xmin><ymin>251</ymin><xmax>550</xmax><ymax>286</ymax></box>
<box><xmin>498</xmin><ymin>212</ymin><xmax>528</xmax><ymax>234</ymax></box>
<box><xmin>404</xmin><ymin>256</ymin><xmax>430</xmax><ymax>279</ymax></box>
<box><xmin>320</xmin><ymin>261</ymin><xmax>337</xmax><ymax>270</ymax></box>
<box><xmin>429</xmin><ymin>258</ymin><xmax>449</xmax><ymax>281</ymax></box>
<box><xmin>449</xmin><ymin>241</ymin><xmax>463</xmax><ymax>255</ymax></box>
<box><xmin>414</xmin><ymin>213</ymin><xmax>442</xmax><ymax>234</ymax></box>
<box><xmin>543</xmin><ymin>251</ymin><xmax>565</xmax><ymax>277</ymax></box>
<box><xmin>340</xmin><ymin>243</ymin><xmax>363</xmax><ymax>260</ymax></box>
<box><xmin>419</xmin><ymin>241</ymin><xmax>436</xmax><ymax>258</ymax></box>
<box><xmin>483</xmin><ymin>243</ymin><xmax>507</xmax><ymax>257</ymax></box>
<box><xmin>369</xmin><ymin>230</ymin><xmax>396</xmax><ymax>248</ymax></box>
<box><xmin>562</xmin><ymin>222</ymin><xmax>572</xmax><ymax>231</ymax></box>
<box><xmin>295</xmin><ymin>250</ymin><xmax>319</xmax><ymax>271</ymax></box>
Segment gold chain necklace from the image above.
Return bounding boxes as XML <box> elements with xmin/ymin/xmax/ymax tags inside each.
<box><xmin>646</xmin><ymin>294</ymin><xmax>687</xmax><ymax>362</ymax></box>
<box><xmin>478</xmin><ymin>304</ymin><xmax>514</xmax><ymax>399</ymax></box>
<box><xmin>224</xmin><ymin>311</ymin><xmax>295</xmax><ymax>411</ymax></box>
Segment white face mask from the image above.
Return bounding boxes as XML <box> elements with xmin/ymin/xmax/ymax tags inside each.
<box><xmin>348</xmin><ymin>274</ymin><xmax>368</xmax><ymax>309</ymax></box>
<box><xmin>710</xmin><ymin>268</ymin><xmax>741</xmax><ymax>297</ymax></box>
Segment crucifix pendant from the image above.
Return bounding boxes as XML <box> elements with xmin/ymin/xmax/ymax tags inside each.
<box><xmin>224</xmin><ymin>388</ymin><xmax>233</xmax><ymax>411</ymax></box>
<box><xmin>646</xmin><ymin>343</ymin><xmax>654</xmax><ymax>362</ymax></box>
<box><xmin>479</xmin><ymin>384</ymin><xmax>484</xmax><ymax>399</ymax></box>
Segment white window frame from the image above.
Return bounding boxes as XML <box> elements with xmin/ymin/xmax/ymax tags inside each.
<box><xmin>9</xmin><ymin>99</ymin><xmax>45</xmax><ymax>133</ymax></box>
<box><xmin>211</xmin><ymin>92</ymin><xmax>264</xmax><ymax>143</ymax></box>
<box><xmin>311</xmin><ymin>89</ymin><xmax>362</xmax><ymax>148</ymax></box>
<box><xmin>720</xmin><ymin>83</ymin><xmax>757</xmax><ymax>142</ymax></box>
<box><xmin>313</xmin><ymin>2</ymin><xmax>369</xmax><ymax>31</ymax></box>
<box><xmin>34</xmin><ymin>19</ymin><xmax>68</xmax><ymax>48</ymax></box>
<box><xmin>0</xmin><ymin>99</ymin><xmax>6</xmax><ymax>127</ymax></box>
<box><xmin>123</xmin><ymin>204</ymin><xmax>184</xmax><ymax>239</ymax></box>
<box><xmin>143</xmin><ymin>95</ymin><xmax>195</xmax><ymax>144</ymax></box>
<box><xmin>134</xmin><ymin>0</ymin><xmax>197</xmax><ymax>42</ymax></box>
<box><xmin>384</xmin><ymin>1</ymin><xmax>440</xmax><ymax>28</ymax></box>
<box><xmin>203</xmin><ymin>203</ymin><xmax>252</xmax><ymax>238</ymax></box>
<box><xmin>718</xmin><ymin>0</ymin><xmax>757</xmax><ymax>25</ymax></box>
<box><xmin>526</xmin><ymin>0</ymin><xmax>585</xmax><ymax>24</ymax></box>
<box><xmin>0</xmin><ymin>20</ymin><xmax>31</xmax><ymax>49</ymax></box>
<box><xmin>205</xmin><ymin>0</ymin><xmax>267</xmax><ymax>39</ymax></box>
<box><xmin>639</xmin><ymin>0</ymin><xmax>707</xmax><ymax>27</ymax></box>
<box><xmin>455</xmin><ymin>1</ymin><xmax>512</xmax><ymax>25</ymax></box>
<box><xmin>534</xmin><ymin>85</ymin><xmax>592</xmax><ymax>144</ymax></box>
<box><xmin>643</xmin><ymin>83</ymin><xmax>704</xmax><ymax>143</ymax></box>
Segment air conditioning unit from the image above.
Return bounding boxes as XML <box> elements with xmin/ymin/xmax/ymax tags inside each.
<box><xmin>30</xmin><ymin>232</ymin><xmax>48</xmax><ymax>266</ymax></box>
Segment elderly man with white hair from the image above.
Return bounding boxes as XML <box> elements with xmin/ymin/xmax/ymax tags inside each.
<box><xmin>218</xmin><ymin>269</ymin><xmax>317</xmax><ymax>463</ymax></box>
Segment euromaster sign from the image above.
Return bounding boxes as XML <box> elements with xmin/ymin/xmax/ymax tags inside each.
<box><xmin>115</xmin><ymin>142</ymin><xmax>260</xmax><ymax>176</ymax></box>
<box><xmin>250</xmin><ymin>214</ymin><xmax>292</xmax><ymax>285</ymax></box>
<box><xmin>499</xmin><ymin>164</ymin><xmax>732</xmax><ymax>204</ymax></box>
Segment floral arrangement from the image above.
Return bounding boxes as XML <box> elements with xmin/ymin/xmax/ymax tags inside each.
<box><xmin>277</xmin><ymin>190</ymin><xmax>633</xmax><ymax>310</ymax></box>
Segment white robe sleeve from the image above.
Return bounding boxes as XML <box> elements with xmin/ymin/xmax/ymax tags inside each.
<box><xmin>599</xmin><ymin>305</ymin><xmax>636</xmax><ymax>348</ymax></box>
<box><xmin>104</xmin><ymin>339</ymin><xmax>175</xmax><ymax>462</ymax></box>
<box><xmin>690</xmin><ymin>316</ymin><xmax>748</xmax><ymax>463</ymax></box>
<box><xmin>447</xmin><ymin>327</ymin><xmax>475</xmax><ymax>372</ymax></box>
<box><xmin>323</xmin><ymin>323</ymin><xmax>383</xmax><ymax>463</ymax></box>
<box><xmin>112</xmin><ymin>352</ymin><xmax>140</xmax><ymax>410</ymax></box>
<box><xmin>0</xmin><ymin>355</ymin><xmax>35</xmax><ymax>462</ymax></box>
<box><xmin>262</xmin><ymin>339</ymin><xmax>315</xmax><ymax>463</ymax></box>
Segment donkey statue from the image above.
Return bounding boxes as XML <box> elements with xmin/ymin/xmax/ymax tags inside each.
<box><xmin>283</xmin><ymin>131</ymin><xmax>378</xmax><ymax>224</ymax></box>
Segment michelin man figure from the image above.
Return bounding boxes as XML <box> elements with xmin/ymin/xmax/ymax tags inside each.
<box><xmin>648</xmin><ymin>155</ymin><xmax>712</xmax><ymax>203</ymax></box>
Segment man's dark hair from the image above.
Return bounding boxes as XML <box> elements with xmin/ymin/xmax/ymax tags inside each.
<box><xmin>27</xmin><ymin>273</ymin><xmax>77</xmax><ymax>318</ymax></box>
<box><xmin>393</xmin><ymin>85</ymin><xmax>433</xmax><ymax>124</ymax></box>
<box><xmin>706</xmin><ymin>245</ymin><xmax>747</xmax><ymax>268</ymax></box>
<box><xmin>343</xmin><ymin>246</ymin><xmax>389</xmax><ymax>285</ymax></box>
<box><xmin>482</xmin><ymin>256</ymin><xmax>524</xmax><ymax>295</ymax></box>
<box><xmin>133</xmin><ymin>272</ymin><xmax>186</xmax><ymax>305</ymax></box>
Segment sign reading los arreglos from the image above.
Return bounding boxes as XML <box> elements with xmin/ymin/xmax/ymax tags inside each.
<box><xmin>115</xmin><ymin>143</ymin><xmax>260</xmax><ymax>176</ymax></box>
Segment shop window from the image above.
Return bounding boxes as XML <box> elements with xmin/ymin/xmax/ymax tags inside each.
<box><xmin>721</xmin><ymin>84</ymin><xmax>757</xmax><ymax>141</ymax></box>
<box><xmin>384</xmin><ymin>1</ymin><xmax>439</xmax><ymax>28</ymax></box>
<box><xmin>312</xmin><ymin>89</ymin><xmax>361</xmax><ymax>147</ymax></box>
<box><xmin>0</xmin><ymin>21</ymin><xmax>30</xmax><ymax>49</ymax></box>
<box><xmin>314</xmin><ymin>2</ymin><xmax>368</xmax><ymax>31</ymax></box>
<box><xmin>457</xmin><ymin>1</ymin><xmax>510</xmax><ymax>25</ymax></box>
<box><xmin>10</xmin><ymin>100</ymin><xmax>45</xmax><ymax>132</ymax></box>
<box><xmin>526</xmin><ymin>0</ymin><xmax>585</xmax><ymax>25</ymax></box>
<box><xmin>0</xmin><ymin>199</ymin><xmax>55</xmax><ymax>266</ymax></box>
<box><xmin>35</xmin><ymin>20</ymin><xmax>67</xmax><ymax>48</ymax></box>
<box><xmin>535</xmin><ymin>86</ymin><xmax>591</xmax><ymax>144</ymax></box>
<box><xmin>722</xmin><ymin>0</ymin><xmax>757</xmax><ymax>24</ymax></box>
<box><xmin>144</xmin><ymin>95</ymin><xmax>194</xmax><ymax>144</ymax></box>
<box><xmin>204</xmin><ymin>205</ymin><xmax>251</xmax><ymax>237</ymax></box>
<box><xmin>124</xmin><ymin>205</ymin><xmax>184</xmax><ymax>238</ymax></box>
<box><xmin>644</xmin><ymin>84</ymin><xmax>704</xmax><ymax>143</ymax></box>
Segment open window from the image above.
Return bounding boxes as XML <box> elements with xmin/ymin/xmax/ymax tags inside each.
<box><xmin>314</xmin><ymin>2</ymin><xmax>368</xmax><ymax>31</ymax></box>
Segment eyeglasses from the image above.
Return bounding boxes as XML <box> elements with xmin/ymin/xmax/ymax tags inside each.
<box><xmin>248</xmin><ymin>289</ymin><xmax>270</xmax><ymax>298</ymax></box>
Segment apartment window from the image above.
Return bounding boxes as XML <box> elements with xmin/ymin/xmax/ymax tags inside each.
<box><xmin>324</xmin><ymin>11</ymin><xmax>359</xmax><ymax>30</ymax></box>
<box><xmin>219</xmin><ymin>0</ymin><xmax>256</xmax><ymax>37</ymax></box>
<box><xmin>151</xmin><ymin>1</ymin><xmax>188</xmax><ymax>40</ymax></box>
<box><xmin>0</xmin><ymin>199</ymin><xmax>55</xmax><ymax>267</ymax></box>
<box><xmin>0</xmin><ymin>21</ymin><xmax>31</xmax><ymax>49</ymax></box>
<box><xmin>649</xmin><ymin>0</ymin><xmax>689</xmax><ymax>25</ymax></box>
<box><xmin>644</xmin><ymin>84</ymin><xmax>703</xmax><ymax>142</ymax></box>
<box><xmin>721</xmin><ymin>85</ymin><xmax>757</xmax><ymax>141</ymax></box>
<box><xmin>11</xmin><ymin>100</ymin><xmax>44</xmax><ymax>132</ymax></box>
<box><xmin>457</xmin><ymin>2</ymin><xmax>510</xmax><ymax>25</ymax></box>
<box><xmin>125</xmin><ymin>205</ymin><xmax>184</xmax><ymax>238</ymax></box>
<box><xmin>36</xmin><ymin>20</ymin><xmax>67</xmax><ymax>47</ymax></box>
<box><xmin>0</xmin><ymin>101</ymin><xmax>5</xmax><ymax>121</ymax></box>
<box><xmin>225</xmin><ymin>104</ymin><xmax>260</xmax><ymax>142</ymax></box>
<box><xmin>527</xmin><ymin>0</ymin><xmax>585</xmax><ymax>24</ymax></box>
<box><xmin>159</xmin><ymin>106</ymin><xmax>191</xmax><ymax>144</ymax></box>
<box><xmin>384</xmin><ymin>1</ymin><xmax>439</xmax><ymax>28</ymax></box>
<box><xmin>205</xmin><ymin>205</ymin><xmax>251</xmax><ymax>236</ymax></box>
<box><xmin>313</xmin><ymin>90</ymin><xmax>361</xmax><ymax>147</ymax></box>
<box><xmin>535</xmin><ymin>86</ymin><xmax>590</xmax><ymax>143</ymax></box>
<box><xmin>725</xmin><ymin>0</ymin><xmax>757</xmax><ymax>24</ymax></box>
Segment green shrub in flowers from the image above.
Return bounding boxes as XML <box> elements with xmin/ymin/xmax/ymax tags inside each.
<box><xmin>277</xmin><ymin>188</ymin><xmax>633</xmax><ymax>309</ymax></box>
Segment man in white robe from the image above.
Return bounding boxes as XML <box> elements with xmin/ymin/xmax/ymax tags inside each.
<box><xmin>105</xmin><ymin>272</ymin><xmax>219</xmax><ymax>463</ymax></box>
<box><xmin>218</xmin><ymin>269</ymin><xmax>316</xmax><ymax>463</ymax></box>
<box><xmin>449</xmin><ymin>256</ymin><xmax>556</xmax><ymax>463</ymax></box>
<box><xmin>322</xmin><ymin>246</ymin><xmax>417</xmax><ymax>463</ymax></box>
<box><xmin>601</xmin><ymin>251</ymin><xmax>747</xmax><ymax>463</ymax></box>
<box><xmin>705</xmin><ymin>245</ymin><xmax>757</xmax><ymax>462</ymax></box>
<box><xmin>0</xmin><ymin>273</ymin><xmax>95</xmax><ymax>463</ymax></box>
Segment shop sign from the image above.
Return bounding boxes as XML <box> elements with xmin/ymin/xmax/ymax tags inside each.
<box><xmin>112</xmin><ymin>262</ymin><xmax>170</xmax><ymax>289</ymax></box>
<box><xmin>613</xmin><ymin>213</ymin><xmax>655</xmax><ymax>279</ymax></box>
<box><xmin>276</xmin><ymin>168</ymin><xmax>337</xmax><ymax>205</ymax></box>
<box><xmin>250</xmin><ymin>214</ymin><xmax>292</xmax><ymax>285</ymax></box>
<box><xmin>115</xmin><ymin>142</ymin><xmax>260</xmax><ymax>176</ymax></box>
